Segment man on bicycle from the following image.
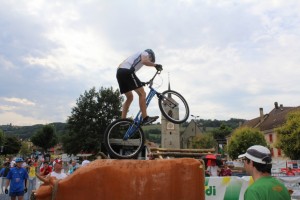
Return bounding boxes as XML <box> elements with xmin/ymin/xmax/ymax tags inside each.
<box><xmin>116</xmin><ymin>49</ymin><xmax>163</xmax><ymax>125</ymax></box>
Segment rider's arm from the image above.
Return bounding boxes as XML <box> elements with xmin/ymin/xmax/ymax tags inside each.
<box><xmin>141</xmin><ymin>54</ymin><xmax>156</xmax><ymax>67</ymax></box>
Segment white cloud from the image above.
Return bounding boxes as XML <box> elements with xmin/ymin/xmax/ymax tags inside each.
<box><xmin>0</xmin><ymin>105</ymin><xmax>17</xmax><ymax>111</ymax></box>
<box><xmin>0</xmin><ymin>56</ymin><xmax>15</xmax><ymax>70</ymax></box>
<box><xmin>0</xmin><ymin>112</ymin><xmax>47</xmax><ymax>126</ymax></box>
<box><xmin>1</xmin><ymin>0</ymin><xmax>300</xmax><ymax>125</ymax></box>
<box><xmin>2</xmin><ymin>98</ymin><xmax>35</xmax><ymax>106</ymax></box>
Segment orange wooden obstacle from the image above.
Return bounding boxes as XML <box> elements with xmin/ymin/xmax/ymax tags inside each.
<box><xmin>34</xmin><ymin>158</ymin><xmax>205</xmax><ymax>200</ymax></box>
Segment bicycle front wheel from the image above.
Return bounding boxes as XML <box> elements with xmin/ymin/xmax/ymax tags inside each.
<box><xmin>158</xmin><ymin>90</ymin><xmax>189</xmax><ymax>124</ymax></box>
<box><xmin>104</xmin><ymin>119</ymin><xmax>145</xmax><ymax>159</ymax></box>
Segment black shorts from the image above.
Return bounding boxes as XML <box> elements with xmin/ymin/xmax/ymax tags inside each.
<box><xmin>9</xmin><ymin>191</ymin><xmax>25</xmax><ymax>197</ymax></box>
<box><xmin>116</xmin><ymin>68</ymin><xmax>143</xmax><ymax>94</ymax></box>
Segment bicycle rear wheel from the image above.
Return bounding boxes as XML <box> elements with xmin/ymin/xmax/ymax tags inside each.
<box><xmin>104</xmin><ymin>119</ymin><xmax>145</xmax><ymax>159</ymax></box>
<box><xmin>158</xmin><ymin>90</ymin><xmax>189</xmax><ymax>124</ymax></box>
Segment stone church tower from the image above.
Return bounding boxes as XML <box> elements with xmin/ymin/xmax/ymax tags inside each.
<box><xmin>161</xmin><ymin>81</ymin><xmax>181</xmax><ymax>149</ymax></box>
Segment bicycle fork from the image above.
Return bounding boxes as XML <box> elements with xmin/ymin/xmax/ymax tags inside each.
<box><xmin>157</xmin><ymin>91</ymin><xmax>177</xmax><ymax>109</ymax></box>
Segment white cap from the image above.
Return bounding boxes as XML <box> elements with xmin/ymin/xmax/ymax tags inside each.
<box><xmin>81</xmin><ymin>160</ymin><xmax>90</xmax><ymax>167</ymax></box>
<box><xmin>238</xmin><ymin>145</ymin><xmax>272</xmax><ymax>164</ymax></box>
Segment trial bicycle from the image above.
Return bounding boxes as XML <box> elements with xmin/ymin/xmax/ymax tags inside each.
<box><xmin>104</xmin><ymin>70</ymin><xmax>189</xmax><ymax>159</ymax></box>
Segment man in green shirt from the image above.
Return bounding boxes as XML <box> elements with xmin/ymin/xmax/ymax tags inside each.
<box><xmin>238</xmin><ymin>145</ymin><xmax>290</xmax><ymax>200</ymax></box>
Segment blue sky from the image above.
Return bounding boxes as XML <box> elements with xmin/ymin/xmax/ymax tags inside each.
<box><xmin>1</xmin><ymin>0</ymin><xmax>300</xmax><ymax>125</ymax></box>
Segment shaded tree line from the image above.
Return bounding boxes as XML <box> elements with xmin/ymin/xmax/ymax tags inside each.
<box><xmin>0</xmin><ymin>122</ymin><xmax>67</xmax><ymax>140</ymax></box>
<box><xmin>0</xmin><ymin>129</ymin><xmax>22</xmax><ymax>155</ymax></box>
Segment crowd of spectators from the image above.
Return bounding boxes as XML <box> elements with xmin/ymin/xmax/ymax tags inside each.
<box><xmin>204</xmin><ymin>159</ymin><xmax>232</xmax><ymax>177</ymax></box>
<box><xmin>1</xmin><ymin>155</ymin><xmax>92</xmax><ymax>199</ymax></box>
<box><xmin>204</xmin><ymin>159</ymin><xmax>298</xmax><ymax>177</ymax></box>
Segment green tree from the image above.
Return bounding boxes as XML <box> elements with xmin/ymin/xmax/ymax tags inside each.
<box><xmin>276</xmin><ymin>110</ymin><xmax>300</xmax><ymax>160</ymax></box>
<box><xmin>3</xmin><ymin>135</ymin><xmax>22</xmax><ymax>155</ymax></box>
<box><xmin>212</xmin><ymin>123</ymin><xmax>232</xmax><ymax>139</ymax></box>
<box><xmin>145</xmin><ymin>129</ymin><xmax>161</xmax><ymax>144</ymax></box>
<box><xmin>19</xmin><ymin>141</ymin><xmax>32</xmax><ymax>157</ymax></box>
<box><xmin>227</xmin><ymin>127</ymin><xmax>267</xmax><ymax>160</ymax></box>
<box><xmin>62</xmin><ymin>87</ymin><xmax>122</xmax><ymax>155</ymax></box>
<box><xmin>0</xmin><ymin>129</ymin><xmax>5</xmax><ymax>154</ymax></box>
<box><xmin>192</xmin><ymin>133</ymin><xmax>217</xmax><ymax>149</ymax></box>
<box><xmin>31</xmin><ymin>125</ymin><xmax>58</xmax><ymax>153</ymax></box>
<box><xmin>0</xmin><ymin>129</ymin><xmax>4</xmax><ymax>147</ymax></box>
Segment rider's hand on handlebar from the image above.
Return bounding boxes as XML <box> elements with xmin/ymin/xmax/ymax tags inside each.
<box><xmin>155</xmin><ymin>64</ymin><xmax>163</xmax><ymax>71</ymax></box>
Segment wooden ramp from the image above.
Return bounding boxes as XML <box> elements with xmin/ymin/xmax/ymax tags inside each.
<box><xmin>148</xmin><ymin>147</ymin><xmax>216</xmax><ymax>159</ymax></box>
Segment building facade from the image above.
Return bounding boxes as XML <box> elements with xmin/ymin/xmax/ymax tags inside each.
<box><xmin>160</xmin><ymin>92</ymin><xmax>181</xmax><ymax>149</ymax></box>
<box><xmin>181</xmin><ymin>120</ymin><xmax>202</xmax><ymax>148</ymax></box>
<box><xmin>242</xmin><ymin>102</ymin><xmax>300</xmax><ymax>160</ymax></box>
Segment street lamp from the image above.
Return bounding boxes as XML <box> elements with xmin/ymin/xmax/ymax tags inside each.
<box><xmin>191</xmin><ymin>115</ymin><xmax>199</xmax><ymax>134</ymax></box>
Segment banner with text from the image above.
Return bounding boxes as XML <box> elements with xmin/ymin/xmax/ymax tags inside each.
<box><xmin>205</xmin><ymin>176</ymin><xmax>253</xmax><ymax>200</ymax></box>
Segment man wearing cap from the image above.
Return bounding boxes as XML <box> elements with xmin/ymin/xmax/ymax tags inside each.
<box><xmin>5</xmin><ymin>157</ymin><xmax>28</xmax><ymax>200</ymax></box>
<box><xmin>48</xmin><ymin>159</ymin><xmax>67</xmax><ymax>180</ymax></box>
<box><xmin>238</xmin><ymin>145</ymin><xmax>290</xmax><ymax>200</ymax></box>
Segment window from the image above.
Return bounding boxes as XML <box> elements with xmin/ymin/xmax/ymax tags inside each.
<box><xmin>278</xmin><ymin>148</ymin><xmax>282</xmax><ymax>156</ymax></box>
<box><xmin>269</xmin><ymin>134</ymin><xmax>273</xmax><ymax>143</ymax></box>
<box><xmin>270</xmin><ymin>148</ymin><xmax>274</xmax><ymax>156</ymax></box>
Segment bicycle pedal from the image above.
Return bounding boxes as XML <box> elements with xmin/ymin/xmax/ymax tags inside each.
<box><xmin>142</xmin><ymin>116</ymin><xmax>159</xmax><ymax>125</ymax></box>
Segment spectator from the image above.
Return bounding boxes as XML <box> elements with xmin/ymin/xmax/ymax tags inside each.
<box><xmin>206</xmin><ymin>160</ymin><xmax>219</xmax><ymax>176</ymax></box>
<box><xmin>32</xmin><ymin>158</ymin><xmax>38</xmax><ymax>168</ymax></box>
<box><xmin>204</xmin><ymin>170</ymin><xmax>211</xmax><ymax>177</ymax></box>
<box><xmin>49</xmin><ymin>158</ymin><xmax>55</xmax><ymax>168</ymax></box>
<box><xmin>81</xmin><ymin>159</ymin><xmax>90</xmax><ymax>167</ymax></box>
<box><xmin>48</xmin><ymin>159</ymin><xmax>67</xmax><ymax>180</ymax></box>
<box><xmin>0</xmin><ymin>161</ymin><xmax>10</xmax><ymax>177</ymax></box>
<box><xmin>68</xmin><ymin>160</ymin><xmax>79</xmax><ymax>175</ymax></box>
<box><xmin>5</xmin><ymin>157</ymin><xmax>28</xmax><ymax>200</ymax></box>
<box><xmin>22</xmin><ymin>158</ymin><xmax>29</xmax><ymax>168</ymax></box>
<box><xmin>286</xmin><ymin>167</ymin><xmax>295</xmax><ymax>176</ymax></box>
<box><xmin>10</xmin><ymin>158</ymin><xmax>16</xmax><ymax>168</ymax></box>
<box><xmin>44</xmin><ymin>153</ymin><xmax>51</xmax><ymax>163</ymax></box>
<box><xmin>238</xmin><ymin>145</ymin><xmax>290</xmax><ymax>200</ymax></box>
<box><xmin>26</xmin><ymin>159</ymin><xmax>37</xmax><ymax>191</ymax></box>
<box><xmin>219</xmin><ymin>164</ymin><xmax>232</xmax><ymax>176</ymax></box>
<box><xmin>39</xmin><ymin>161</ymin><xmax>52</xmax><ymax>177</ymax></box>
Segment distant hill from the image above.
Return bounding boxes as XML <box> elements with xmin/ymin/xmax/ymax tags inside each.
<box><xmin>0</xmin><ymin>118</ymin><xmax>245</xmax><ymax>140</ymax></box>
<box><xmin>0</xmin><ymin>122</ymin><xmax>67</xmax><ymax>139</ymax></box>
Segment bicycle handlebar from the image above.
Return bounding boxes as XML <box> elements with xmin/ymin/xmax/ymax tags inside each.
<box><xmin>142</xmin><ymin>70</ymin><xmax>162</xmax><ymax>87</ymax></box>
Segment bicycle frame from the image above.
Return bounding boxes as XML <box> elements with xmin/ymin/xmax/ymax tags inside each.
<box><xmin>123</xmin><ymin>71</ymin><xmax>161</xmax><ymax>140</ymax></box>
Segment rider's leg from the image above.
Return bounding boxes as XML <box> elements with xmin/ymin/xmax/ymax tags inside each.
<box><xmin>134</xmin><ymin>87</ymin><xmax>147</xmax><ymax>119</ymax></box>
<box><xmin>134</xmin><ymin>87</ymin><xmax>158</xmax><ymax>124</ymax></box>
<box><xmin>122</xmin><ymin>91</ymin><xmax>133</xmax><ymax>119</ymax></box>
